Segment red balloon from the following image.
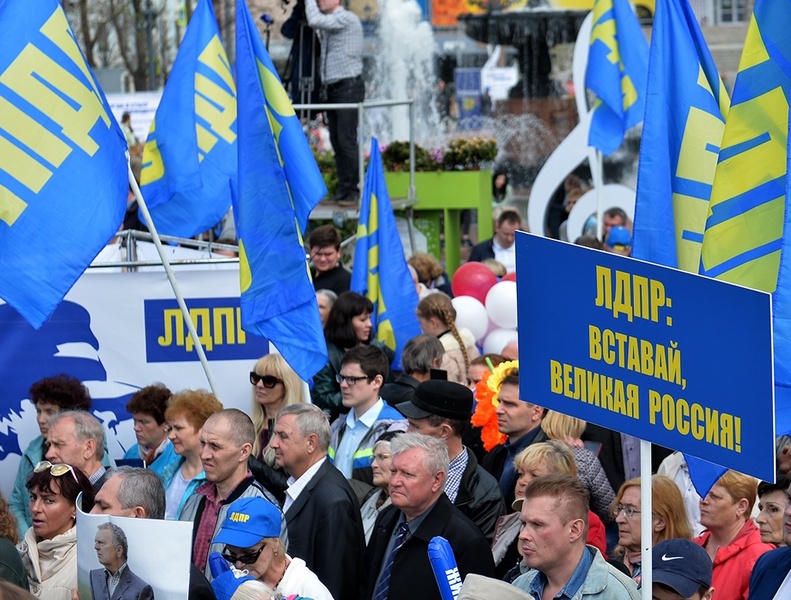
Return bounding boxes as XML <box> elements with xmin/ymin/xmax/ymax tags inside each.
<box><xmin>452</xmin><ymin>263</ymin><xmax>498</xmax><ymax>304</ymax></box>
<box><xmin>501</xmin><ymin>272</ymin><xmax>517</xmax><ymax>283</ymax></box>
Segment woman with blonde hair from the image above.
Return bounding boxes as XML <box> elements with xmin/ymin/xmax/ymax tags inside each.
<box><xmin>540</xmin><ymin>410</ymin><xmax>615</xmax><ymax>523</ymax></box>
<box><xmin>416</xmin><ymin>292</ymin><xmax>480</xmax><ymax>384</ymax></box>
<box><xmin>612</xmin><ymin>474</ymin><xmax>693</xmax><ymax>583</ymax></box>
<box><xmin>248</xmin><ymin>354</ymin><xmax>305</xmax><ymax>501</ymax></box>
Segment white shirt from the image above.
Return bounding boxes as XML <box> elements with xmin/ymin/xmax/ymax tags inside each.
<box><xmin>493</xmin><ymin>239</ymin><xmax>516</xmax><ymax>273</ymax></box>
<box><xmin>284</xmin><ymin>457</ymin><xmax>327</xmax><ymax>513</ymax></box>
<box><xmin>773</xmin><ymin>568</ymin><xmax>791</xmax><ymax>599</ymax></box>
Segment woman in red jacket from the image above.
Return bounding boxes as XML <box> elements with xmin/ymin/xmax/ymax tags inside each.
<box><xmin>694</xmin><ymin>470</ymin><xmax>775</xmax><ymax>600</ymax></box>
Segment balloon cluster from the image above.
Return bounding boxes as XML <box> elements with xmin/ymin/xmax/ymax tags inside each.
<box><xmin>451</xmin><ymin>263</ymin><xmax>518</xmax><ymax>353</ymax></box>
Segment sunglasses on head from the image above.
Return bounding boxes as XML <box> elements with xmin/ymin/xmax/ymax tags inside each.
<box><xmin>222</xmin><ymin>544</ymin><xmax>266</xmax><ymax>565</ymax></box>
<box><xmin>249</xmin><ymin>372</ymin><xmax>283</xmax><ymax>388</ymax></box>
<box><xmin>33</xmin><ymin>460</ymin><xmax>79</xmax><ymax>484</ymax></box>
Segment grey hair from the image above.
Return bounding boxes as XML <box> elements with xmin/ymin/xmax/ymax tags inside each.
<box><xmin>207</xmin><ymin>409</ymin><xmax>256</xmax><ymax>448</ymax></box>
<box><xmin>391</xmin><ymin>432</ymin><xmax>449</xmax><ymax>476</ymax></box>
<box><xmin>401</xmin><ymin>334</ymin><xmax>445</xmax><ymax>376</ymax></box>
<box><xmin>278</xmin><ymin>404</ymin><xmax>331</xmax><ymax>451</ymax></box>
<box><xmin>50</xmin><ymin>410</ymin><xmax>105</xmax><ymax>461</ymax></box>
<box><xmin>97</xmin><ymin>522</ymin><xmax>128</xmax><ymax>560</ymax></box>
<box><xmin>112</xmin><ymin>466</ymin><xmax>166</xmax><ymax>519</ymax></box>
<box><xmin>316</xmin><ymin>289</ymin><xmax>338</xmax><ymax>305</ymax></box>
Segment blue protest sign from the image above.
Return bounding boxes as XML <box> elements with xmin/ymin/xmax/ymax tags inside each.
<box><xmin>516</xmin><ymin>233</ymin><xmax>775</xmax><ymax>481</ymax></box>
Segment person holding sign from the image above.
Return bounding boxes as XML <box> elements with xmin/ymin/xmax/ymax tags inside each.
<box><xmin>693</xmin><ymin>471</ymin><xmax>774</xmax><ymax>600</ymax></box>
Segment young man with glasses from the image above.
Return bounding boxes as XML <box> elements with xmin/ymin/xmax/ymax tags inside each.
<box><xmin>329</xmin><ymin>345</ymin><xmax>406</xmax><ymax>496</ymax></box>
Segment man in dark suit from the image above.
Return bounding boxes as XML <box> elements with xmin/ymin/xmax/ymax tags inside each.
<box><xmin>271</xmin><ymin>404</ymin><xmax>364</xmax><ymax>600</ymax></box>
<box><xmin>363</xmin><ymin>432</ymin><xmax>496</xmax><ymax>600</ymax></box>
<box><xmin>91</xmin><ymin>467</ymin><xmax>215</xmax><ymax>600</ymax></box>
<box><xmin>468</xmin><ymin>209</ymin><xmax>521</xmax><ymax>273</ymax></box>
<box><xmin>749</xmin><ymin>480</ymin><xmax>791</xmax><ymax>600</ymax></box>
<box><xmin>90</xmin><ymin>522</ymin><xmax>154</xmax><ymax>600</ymax></box>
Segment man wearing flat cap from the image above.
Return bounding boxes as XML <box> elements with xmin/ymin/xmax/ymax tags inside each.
<box><xmin>396</xmin><ymin>379</ymin><xmax>506</xmax><ymax>543</ymax></box>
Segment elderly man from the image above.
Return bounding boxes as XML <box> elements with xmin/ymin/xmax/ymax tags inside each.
<box><xmin>481</xmin><ymin>367</ymin><xmax>547</xmax><ymax>507</ymax></box>
<box><xmin>91</xmin><ymin>467</ymin><xmax>215</xmax><ymax>600</ymax></box>
<box><xmin>46</xmin><ymin>410</ymin><xmax>110</xmax><ymax>493</ymax></box>
<box><xmin>179</xmin><ymin>409</ymin><xmax>278</xmax><ymax>578</ymax></box>
<box><xmin>90</xmin><ymin>522</ymin><xmax>154</xmax><ymax>600</ymax></box>
<box><xmin>396</xmin><ymin>380</ymin><xmax>505</xmax><ymax>543</ymax></box>
<box><xmin>364</xmin><ymin>433</ymin><xmax>496</xmax><ymax>600</ymax></box>
<box><xmin>512</xmin><ymin>474</ymin><xmax>638</xmax><ymax>599</ymax></box>
<box><xmin>271</xmin><ymin>403</ymin><xmax>364</xmax><ymax>600</ymax></box>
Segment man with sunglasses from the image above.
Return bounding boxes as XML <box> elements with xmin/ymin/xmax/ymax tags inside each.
<box><xmin>179</xmin><ymin>409</ymin><xmax>280</xmax><ymax>579</ymax></box>
<box><xmin>329</xmin><ymin>345</ymin><xmax>406</xmax><ymax>497</ymax></box>
<box><xmin>91</xmin><ymin>467</ymin><xmax>215</xmax><ymax>600</ymax></box>
<box><xmin>271</xmin><ymin>403</ymin><xmax>364</xmax><ymax>600</ymax></box>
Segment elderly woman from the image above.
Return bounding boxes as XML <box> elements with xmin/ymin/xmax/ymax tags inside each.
<box><xmin>612</xmin><ymin>474</ymin><xmax>693</xmax><ymax>583</ymax></box>
<box><xmin>123</xmin><ymin>383</ymin><xmax>179</xmax><ymax>475</ymax></box>
<box><xmin>694</xmin><ymin>470</ymin><xmax>774</xmax><ymax>599</ymax></box>
<box><xmin>360</xmin><ymin>434</ymin><xmax>399</xmax><ymax>543</ymax></box>
<box><xmin>492</xmin><ymin>440</ymin><xmax>608</xmax><ymax>580</ymax></box>
<box><xmin>213</xmin><ymin>497</ymin><xmax>333</xmax><ymax>600</ymax></box>
<box><xmin>18</xmin><ymin>461</ymin><xmax>94</xmax><ymax>599</ymax></box>
<box><xmin>540</xmin><ymin>411</ymin><xmax>615</xmax><ymax>523</ymax></box>
<box><xmin>160</xmin><ymin>389</ymin><xmax>224</xmax><ymax>519</ymax></box>
<box><xmin>316</xmin><ymin>289</ymin><xmax>337</xmax><ymax>326</ymax></box>
<box><xmin>756</xmin><ymin>475</ymin><xmax>791</xmax><ymax>546</ymax></box>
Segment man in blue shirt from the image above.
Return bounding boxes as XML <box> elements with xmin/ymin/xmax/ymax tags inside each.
<box><xmin>512</xmin><ymin>474</ymin><xmax>638</xmax><ymax>600</ymax></box>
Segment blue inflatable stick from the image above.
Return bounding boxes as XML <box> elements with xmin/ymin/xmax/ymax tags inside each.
<box><xmin>428</xmin><ymin>536</ymin><xmax>462</xmax><ymax>600</ymax></box>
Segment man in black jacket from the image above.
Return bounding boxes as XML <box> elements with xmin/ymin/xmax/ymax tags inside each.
<box><xmin>395</xmin><ymin>380</ymin><xmax>506</xmax><ymax>543</ymax></box>
<box><xmin>380</xmin><ymin>334</ymin><xmax>445</xmax><ymax>407</ymax></box>
<box><xmin>364</xmin><ymin>433</ymin><xmax>495</xmax><ymax>600</ymax></box>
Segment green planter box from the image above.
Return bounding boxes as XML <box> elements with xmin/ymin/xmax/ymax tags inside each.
<box><xmin>385</xmin><ymin>170</ymin><xmax>492</xmax><ymax>275</ymax></box>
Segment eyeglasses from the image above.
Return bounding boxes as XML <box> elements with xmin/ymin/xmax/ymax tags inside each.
<box><xmin>221</xmin><ymin>544</ymin><xmax>266</xmax><ymax>565</ymax></box>
<box><xmin>335</xmin><ymin>374</ymin><xmax>370</xmax><ymax>386</ymax></box>
<box><xmin>613</xmin><ymin>504</ymin><xmax>641</xmax><ymax>519</ymax></box>
<box><xmin>249</xmin><ymin>372</ymin><xmax>283</xmax><ymax>388</ymax></box>
<box><xmin>33</xmin><ymin>461</ymin><xmax>79</xmax><ymax>484</ymax></box>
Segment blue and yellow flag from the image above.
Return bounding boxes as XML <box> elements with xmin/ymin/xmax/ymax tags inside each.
<box><xmin>699</xmin><ymin>2</ymin><xmax>791</xmax><ymax>291</ymax></box>
<box><xmin>632</xmin><ymin>0</ymin><xmax>729</xmax><ymax>272</ymax></box>
<box><xmin>351</xmin><ymin>139</ymin><xmax>421</xmax><ymax>369</ymax></box>
<box><xmin>234</xmin><ymin>0</ymin><xmax>327</xmax><ymax>382</ymax></box>
<box><xmin>140</xmin><ymin>0</ymin><xmax>237</xmax><ymax>238</ymax></box>
<box><xmin>0</xmin><ymin>0</ymin><xmax>127</xmax><ymax>328</ymax></box>
<box><xmin>690</xmin><ymin>0</ymin><xmax>791</xmax><ymax>497</ymax></box>
<box><xmin>586</xmin><ymin>0</ymin><xmax>649</xmax><ymax>155</ymax></box>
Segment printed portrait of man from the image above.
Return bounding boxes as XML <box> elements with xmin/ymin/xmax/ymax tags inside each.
<box><xmin>90</xmin><ymin>522</ymin><xmax>154</xmax><ymax>600</ymax></box>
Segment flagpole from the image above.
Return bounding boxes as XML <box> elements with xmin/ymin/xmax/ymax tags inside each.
<box><xmin>127</xmin><ymin>162</ymin><xmax>222</xmax><ymax>399</ymax></box>
<box><xmin>593</xmin><ymin>149</ymin><xmax>604</xmax><ymax>241</ymax></box>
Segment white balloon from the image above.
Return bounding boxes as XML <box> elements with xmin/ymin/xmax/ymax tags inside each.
<box><xmin>485</xmin><ymin>281</ymin><xmax>518</xmax><ymax>329</ymax></box>
<box><xmin>452</xmin><ymin>295</ymin><xmax>489</xmax><ymax>342</ymax></box>
<box><xmin>483</xmin><ymin>328</ymin><xmax>519</xmax><ymax>355</ymax></box>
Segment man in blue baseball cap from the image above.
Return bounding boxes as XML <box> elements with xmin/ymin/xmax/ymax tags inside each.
<box><xmin>213</xmin><ymin>497</ymin><xmax>333</xmax><ymax>600</ymax></box>
<box><xmin>604</xmin><ymin>225</ymin><xmax>632</xmax><ymax>257</ymax></box>
<box><xmin>652</xmin><ymin>538</ymin><xmax>714</xmax><ymax>600</ymax></box>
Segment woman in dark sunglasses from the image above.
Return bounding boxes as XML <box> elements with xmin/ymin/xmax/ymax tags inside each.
<box><xmin>247</xmin><ymin>354</ymin><xmax>304</xmax><ymax>503</ymax></box>
<box><xmin>18</xmin><ymin>461</ymin><xmax>94</xmax><ymax>600</ymax></box>
<box><xmin>311</xmin><ymin>292</ymin><xmax>393</xmax><ymax>421</ymax></box>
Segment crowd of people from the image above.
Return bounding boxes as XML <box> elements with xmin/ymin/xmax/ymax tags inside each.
<box><xmin>0</xmin><ymin>213</ymin><xmax>787</xmax><ymax>600</ymax></box>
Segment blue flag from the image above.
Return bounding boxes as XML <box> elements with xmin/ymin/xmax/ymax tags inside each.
<box><xmin>586</xmin><ymin>0</ymin><xmax>649</xmax><ymax>155</ymax></box>
<box><xmin>632</xmin><ymin>0</ymin><xmax>729</xmax><ymax>272</ymax></box>
<box><xmin>234</xmin><ymin>0</ymin><xmax>327</xmax><ymax>382</ymax></box>
<box><xmin>351</xmin><ymin>139</ymin><xmax>421</xmax><ymax>369</ymax></box>
<box><xmin>692</xmin><ymin>0</ymin><xmax>791</xmax><ymax>497</ymax></box>
<box><xmin>140</xmin><ymin>0</ymin><xmax>237</xmax><ymax>238</ymax></box>
<box><xmin>0</xmin><ymin>0</ymin><xmax>127</xmax><ymax>328</ymax></box>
